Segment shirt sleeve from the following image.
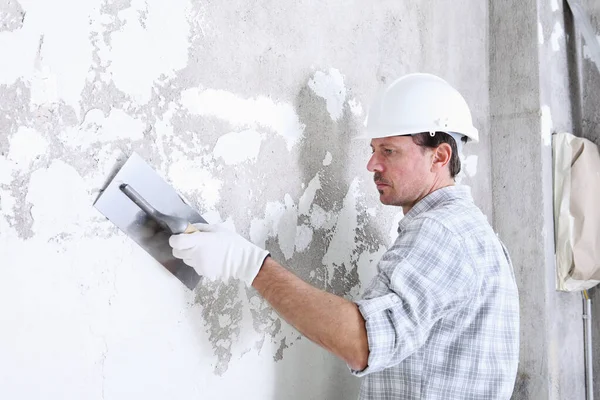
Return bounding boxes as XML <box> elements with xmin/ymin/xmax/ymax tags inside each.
<box><xmin>351</xmin><ymin>217</ymin><xmax>477</xmax><ymax>376</ymax></box>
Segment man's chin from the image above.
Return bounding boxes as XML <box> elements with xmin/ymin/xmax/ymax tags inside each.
<box><xmin>378</xmin><ymin>193</ymin><xmax>393</xmax><ymax>205</ymax></box>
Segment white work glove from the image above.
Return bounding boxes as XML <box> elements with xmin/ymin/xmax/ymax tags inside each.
<box><xmin>169</xmin><ymin>223</ymin><xmax>270</xmax><ymax>286</ymax></box>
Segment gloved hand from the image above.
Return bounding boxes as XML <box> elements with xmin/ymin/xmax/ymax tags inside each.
<box><xmin>169</xmin><ymin>223</ymin><xmax>270</xmax><ymax>286</ymax></box>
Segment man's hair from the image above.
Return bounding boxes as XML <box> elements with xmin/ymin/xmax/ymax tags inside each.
<box><xmin>411</xmin><ymin>132</ymin><xmax>465</xmax><ymax>178</ymax></box>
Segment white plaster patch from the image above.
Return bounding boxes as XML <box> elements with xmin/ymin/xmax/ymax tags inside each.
<box><xmin>218</xmin><ymin>314</ymin><xmax>232</xmax><ymax>328</ymax></box>
<box><xmin>276</xmin><ymin>194</ymin><xmax>298</xmax><ymax>260</ymax></box>
<box><xmin>8</xmin><ymin>127</ymin><xmax>48</xmax><ymax>169</ymax></box>
<box><xmin>181</xmin><ymin>88</ymin><xmax>305</xmax><ymax>151</ymax></box>
<box><xmin>348</xmin><ymin>98</ymin><xmax>363</xmax><ymax>117</ymax></box>
<box><xmin>355</xmin><ymin>245</ymin><xmax>386</xmax><ymax>293</ymax></box>
<box><xmin>388</xmin><ymin>211</ymin><xmax>404</xmax><ymax>244</ymax></box>
<box><xmin>168</xmin><ymin>153</ymin><xmax>222</xmax><ymax>211</ymax></box>
<box><xmin>322</xmin><ymin>178</ymin><xmax>360</xmax><ymax>268</ymax></box>
<box><xmin>213</xmin><ymin>130</ymin><xmax>264</xmax><ymax>165</ymax></box>
<box><xmin>0</xmin><ymin>157</ymin><xmax>14</xmax><ymax>185</ymax></box>
<box><xmin>463</xmin><ymin>155</ymin><xmax>479</xmax><ymax>178</ymax></box>
<box><xmin>0</xmin><ymin>0</ymin><xmax>98</xmax><ymax>112</ymax></box>
<box><xmin>308</xmin><ymin>68</ymin><xmax>347</xmax><ymax>121</ymax></box>
<box><xmin>250</xmin><ymin>201</ymin><xmax>286</xmax><ymax>248</ymax></box>
<box><xmin>294</xmin><ymin>224</ymin><xmax>313</xmax><ymax>253</ymax></box>
<box><xmin>550</xmin><ymin>21</ymin><xmax>564</xmax><ymax>52</ymax></box>
<box><xmin>538</xmin><ymin>22</ymin><xmax>544</xmax><ymax>45</ymax></box>
<box><xmin>26</xmin><ymin>160</ymin><xmax>97</xmax><ymax>239</ymax></box>
<box><xmin>106</xmin><ymin>0</ymin><xmax>191</xmax><ymax>104</ymax></box>
<box><xmin>541</xmin><ymin>105</ymin><xmax>553</xmax><ymax>147</ymax></box>
<box><xmin>298</xmin><ymin>174</ymin><xmax>321</xmax><ymax>215</ymax></box>
<box><xmin>201</xmin><ymin>210</ymin><xmax>223</xmax><ymax>224</ymax></box>
<box><xmin>322</xmin><ymin>151</ymin><xmax>332</xmax><ymax>166</ymax></box>
<box><xmin>551</xmin><ymin>0</ymin><xmax>559</xmax><ymax>12</ymax></box>
<box><xmin>0</xmin><ymin>190</ymin><xmax>17</xmax><ymax>218</ymax></box>
<box><xmin>61</xmin><ymin>108</ymin><xmax>145</xmax><ymax>148</ymax></box>
<box><xmin>309</xmin><ymin>204</ymin><xmax>336</xmax><ymax>230</ymax></box>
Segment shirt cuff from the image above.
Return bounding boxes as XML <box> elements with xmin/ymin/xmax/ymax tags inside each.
<box><xmin>349</xmin><ymin>293</ymin><xmax>403</xmax><ymax>377</ymax></box>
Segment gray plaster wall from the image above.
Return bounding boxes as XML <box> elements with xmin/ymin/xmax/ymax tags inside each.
<box><xmin>0</xmin><ymin>1</ymin><xmax>492</xmax><ymax>399</ymax></box>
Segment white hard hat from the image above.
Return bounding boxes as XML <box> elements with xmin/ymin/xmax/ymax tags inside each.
<box><xmin>358</xmin><ymin>73</ymin><xmax>479</xmax><ymax>143</ymax></box>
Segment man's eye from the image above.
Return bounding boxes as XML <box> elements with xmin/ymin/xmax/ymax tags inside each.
<box><xmin>384</xmin><ymin>149</ymin><xmax>393</xmax><ymax>155</ymax></box>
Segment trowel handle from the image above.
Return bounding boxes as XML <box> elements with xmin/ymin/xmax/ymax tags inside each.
<box><xmin>184</xmin><ymin>224</ymin><xmax>199</xmax><ymax>234</ymax></box>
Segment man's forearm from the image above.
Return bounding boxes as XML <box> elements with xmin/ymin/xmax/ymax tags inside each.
<box><xmin>252</xmin><ymin>256</ymin><xmax>369</xmax><ymax>371</ymax></box>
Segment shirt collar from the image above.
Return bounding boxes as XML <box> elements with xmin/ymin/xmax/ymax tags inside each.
<box><xmin>397</xmin><ymin>185</ymin><xmax>473</xmax><ymax>233</ymax></box>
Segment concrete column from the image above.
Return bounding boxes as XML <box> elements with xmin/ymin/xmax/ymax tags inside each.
<box><xmin>490</xmin><ymin>0</ymin><xmax>585</xmax><ymax>398</ymax></box>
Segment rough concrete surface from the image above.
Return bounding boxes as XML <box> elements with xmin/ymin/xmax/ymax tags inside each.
<box><xmin>0</xmin><ymin>1</ymin><xmax>491</xmax><ymax>399</ymax></box>
<box><xmin>574</xmin><ymin>1</ymin><xmax>600</xmax><ymax>399</ymax></box>
<box><xmin>489</xmin><ymin>0</ymin><xmax>594</xmax><ymax>399</ymax></box>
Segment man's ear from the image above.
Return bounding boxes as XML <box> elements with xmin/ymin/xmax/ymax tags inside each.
<box><xmin>431</xmin><ymin>143</ymin><xmax>452</xmax><ymax>171</ymax></box>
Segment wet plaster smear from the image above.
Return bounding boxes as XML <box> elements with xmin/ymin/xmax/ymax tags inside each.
<box><xmin>0</xmin><ymin>1</ymin><xmax>488</xmax><ymax>399</ymax></box>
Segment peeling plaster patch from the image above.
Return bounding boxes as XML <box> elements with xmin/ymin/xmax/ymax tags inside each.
<box><xmin>106</xmin><ymin>0</ymin><xmax>191</xmax><ymax>104</ymax></box>
<box><xmin>213</xmin><ymin>130</ymin><xmax>264</xmax><ymax>165</ymax></box>
<box><xmin>463</xmin><ymin>155</ymin><xmax>479</xmax><ymax>177</ymax></box>
<box><xmin>26</xmin><ymin>160</ymin><xmax>96</xmax><ymax>240</ymax></box>
<box><xmin>0</xmin><ymin>0</ymin><xmax>25</xmax><ymax>32</ymax></box>
<box><xmin>61</xmin><ymin>108</ymin><xmax>145</xmax><ymax>148</ymax></box>
<box><xmin>388</xmin><ymin>211</ymin><xmax>404</xmax><ymax>244</ymax></box>
<box><xmin>348</xmin><ymin>98</ymin><xmax>363</xmax><ymax>117</ymax></box>
<box><xmin>181</xmin><ymin>88</ymin><xmax>305</xmax><ymax>150</ymax></box>
<box><xmin>274</xmin><ymin>338</ymin><xmax>289</xmax><ymax>362</ymax></box>
<box><xmin>551</xmin><ymin>0</ymin><xmax>559</xmax><ymax>12</ymax></box>
<box><xmin>194</xmin><ymin>281</ymin><xmax>242</xmax><ymax>376</ymax></box>
<box><xmin>294</xmin><ymin>224</ymin><xmax>313</xmax><ymax>253</ymax></box>
<box><xmin>583</xmin><ymin>36</ymin><xmax>600</xmax><ymax>63</ymax></box>
<box><xmin>550</xmin><ymin>22</ymin><xmax>564</xmax><ymax>52</ymax></box>
<box><xmin>308</xmin><ymin>68</ymin><xmax>347</xmax><ymax>121</ymax></box>
<box><xmin>322</xmin><ymin>151</ymin><xmax>332</xmax><ymax>166</ymax></box>
<box><xmin>168</xmin><ymin>152</ymin><xmax>222</xmax><ymax>211</ymax></box>
<box><xmin>541</xmin><ymin>105</ymin><xmax>553</xmax><ymax>146</ymax></box>
<box><xmin>277</xmin><ymin>194</ymin><xmax>298</xmax><ymax>260</ymax></box>
<box><xmin>8</xmin><ymin>127</ymin><xmax>47</xmax><ymax>169</ymax></box>
<box><xmin>322</xmin><ymin>179</ymin><xmax>361</xmax><ymax>286</ymax></box>
<box><xmin>538</xmin><ymin>22</ymin><xmax>544</xmax><ymax>45</ymax></box>
<box><xmin>298</xmin><ymin>173</ymin><xmax>321</xmax><ymax>215</ymax></box>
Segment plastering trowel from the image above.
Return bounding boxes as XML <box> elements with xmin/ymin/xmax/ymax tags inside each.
<box><xmin>94</xmin><ymin>152</ymin><xmax>206</xmax><ymax>290</ymax></box>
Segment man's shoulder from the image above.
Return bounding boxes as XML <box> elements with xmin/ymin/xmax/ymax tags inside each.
<box><xmin>407</xmin><ymin>200</ymin><xmax>489</xmax><ymax>239</ymax></box>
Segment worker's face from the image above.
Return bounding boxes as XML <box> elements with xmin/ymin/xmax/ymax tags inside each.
<box><xmin>367</xmin><ymin>136</ymin><xmax>435</xmax><ymax>210</ymax></box>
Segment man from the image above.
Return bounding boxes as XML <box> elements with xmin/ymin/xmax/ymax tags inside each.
<box><xmin>170</xmin><ymin>73</ymin><xmax>520</xmax><ymax>399</ymax></box>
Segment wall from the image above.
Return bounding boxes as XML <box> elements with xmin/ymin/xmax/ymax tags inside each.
<box><xmin>0</xmin><ymin>1</ymin><xmax>491</xmax><ymax>399</ymax></box>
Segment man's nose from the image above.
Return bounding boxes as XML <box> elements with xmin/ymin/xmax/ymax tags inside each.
<box><xmin>367</xmin><ymin>153</ymin><xmax>382</xmax><ymax>173</ymax></box>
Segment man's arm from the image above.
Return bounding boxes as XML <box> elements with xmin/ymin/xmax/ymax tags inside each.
<box><xmin>252</xmin><ymin>256</ymin><xmax>369</xmax><ymax>371</ymax></box>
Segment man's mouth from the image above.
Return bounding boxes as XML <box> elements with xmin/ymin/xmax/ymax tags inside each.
<box><xmin>374</xmin><ymin>173</ymin><xmax>391</xmax><ymax>189</ymax></box>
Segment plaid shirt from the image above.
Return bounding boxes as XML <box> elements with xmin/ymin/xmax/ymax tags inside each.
<box><xmin>353</xmin><ymin>185</ymin><xmax>519</xmax><ymax>399</ymax></box>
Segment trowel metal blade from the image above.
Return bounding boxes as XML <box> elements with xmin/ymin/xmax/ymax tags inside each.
<box><xmin>94</xmin><ymin>152</ymin><xmax>205</xmax><ymax>290</ymax></box>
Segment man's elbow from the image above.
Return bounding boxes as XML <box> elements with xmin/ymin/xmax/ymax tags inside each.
<box><xmin>347</xmin><ymin>340</ymin><xmax>369</xmax><ymax>371</ymax></box>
